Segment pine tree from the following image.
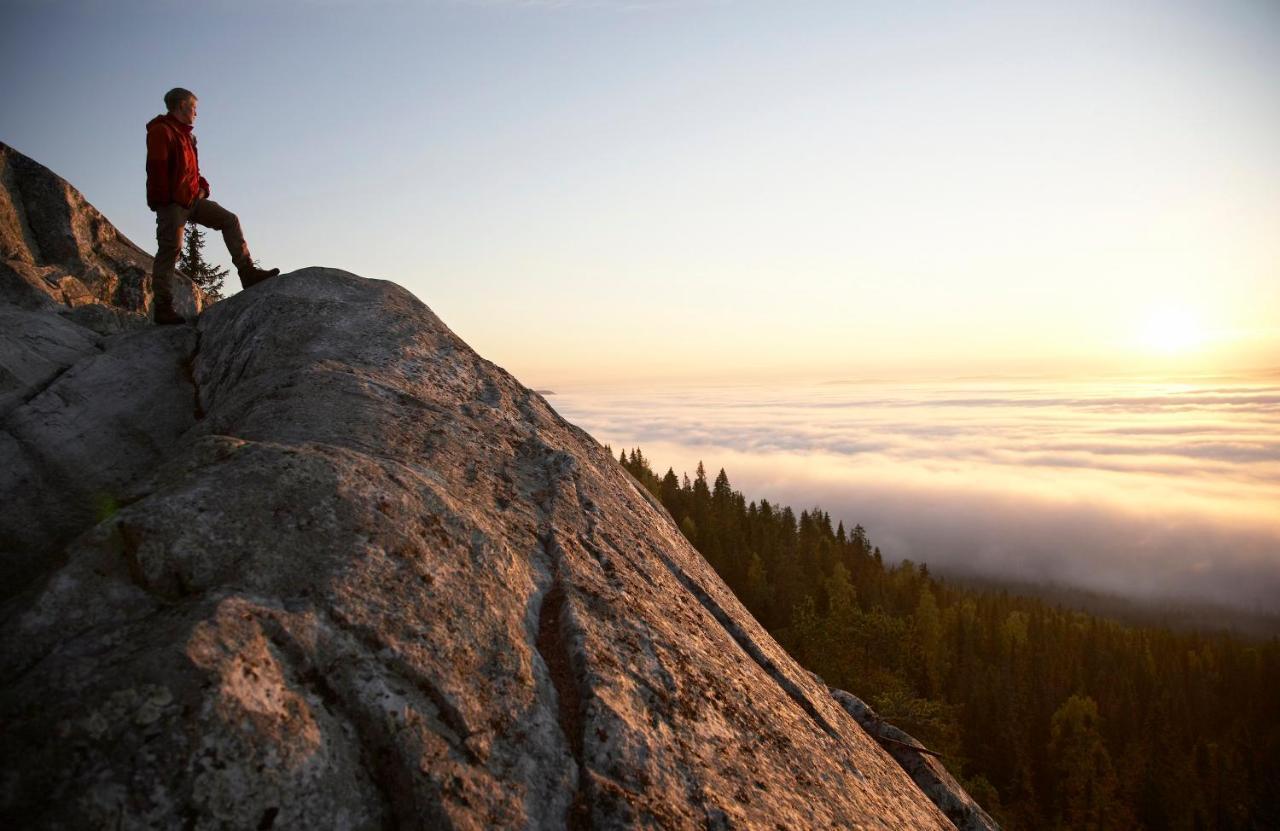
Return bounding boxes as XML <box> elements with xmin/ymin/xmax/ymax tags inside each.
<box><xmin>743</xmin><ymin>551</ymin><xmax>774</xmax><ymax>622</ymax></box>
<box><xmin>913</xmin><ymin>585</ymin><xmax>945</xmax><ymax>696</ymax></box>
<box><xmin>179</xmin><ymin>225</ymin><xmax>228</xmax><ymax>301</ymax></box>
<box><xmin>1048</xmin><ymin>694</ymin><xmax>1121</xmax><ymax>830</ymax></box>
<box><xmin>660</xmin><ymin>468</ymin><xmax>682</xmax><ymax>520</ymax></box>
<box><xmin>693</xmin><ymin>461</ymin><xmax>710</xmax><ymax>500</ymax></box>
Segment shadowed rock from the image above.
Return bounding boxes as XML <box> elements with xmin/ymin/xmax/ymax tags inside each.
<box><xmin>0</xmin><ymin>312</ymin><xmax>197</xmax><ymax>596</ymax></box>
<box><xmin>831</xmin><ymin>689</ymin><xmax>999</xmax><ymax>831</ymax></box>
<box><xmin>0</xmin><ymin>141</ymin><xmax>203</xmax><ymax>328</ymax></box>
<box><xmin>0</xmin><ymin>143</ymin><xmax>213</xmax><ymax>599</ymax></box>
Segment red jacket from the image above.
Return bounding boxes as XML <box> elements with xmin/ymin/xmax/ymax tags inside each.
<box><xmin>145</xmin><ymin>114</ymin><xmax>209</xmax><ymax>210</ymax></box>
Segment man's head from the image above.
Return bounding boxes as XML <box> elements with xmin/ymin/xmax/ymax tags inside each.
<box><xmin>164</xmin><ymin>88</ymin><xmax>198</xmax><ymax>125</ymax></box>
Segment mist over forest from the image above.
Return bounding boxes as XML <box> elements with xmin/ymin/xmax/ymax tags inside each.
<box><xmin>550</xmin><ymin>378</ymin><xmax>1280</xmax><ymax>614</ymax></box>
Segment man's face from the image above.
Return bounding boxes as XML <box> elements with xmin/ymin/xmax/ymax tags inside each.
<box><xmin>173</xmin><ymin>97</ymin><xmax>198</xmax><ymax>125</ymax></box>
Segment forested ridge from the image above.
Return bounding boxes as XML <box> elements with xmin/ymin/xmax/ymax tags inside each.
<box><xmin>615</xmin><ymin>448</ymin><xmax>1280</xmax><ymax>830</ymax></box>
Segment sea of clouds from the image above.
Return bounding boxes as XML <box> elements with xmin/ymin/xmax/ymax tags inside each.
<box><xmin>549</xmin><ymin>377</ymin><xmax>1280</xmax><ymax>612</ymax></box>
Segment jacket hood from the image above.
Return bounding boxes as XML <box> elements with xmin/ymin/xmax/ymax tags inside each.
<box><xmin>146</xmin><ymin>113</ymin><xmax>191</xmax><ymax>133</ymax></box>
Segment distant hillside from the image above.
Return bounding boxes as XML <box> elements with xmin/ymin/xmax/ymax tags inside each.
<box><xmin>934</xmin><ymin>572</ymin><xmax>1280</xmax><ymax>640</ymax></box>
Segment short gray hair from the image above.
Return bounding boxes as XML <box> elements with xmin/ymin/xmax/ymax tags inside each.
<box><xmin>164</xmin><ymin>87</ymin><xmax>196</xmax><ymax>111</ymax></box>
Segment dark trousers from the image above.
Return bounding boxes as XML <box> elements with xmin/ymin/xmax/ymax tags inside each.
<box><xmin>152</xmin><ymin>198</ymin><xmax>254</xmax><ymax>310</ymax></box>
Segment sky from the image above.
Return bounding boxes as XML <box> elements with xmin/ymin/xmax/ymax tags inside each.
<box><xmin>3</xmin><ymin>0</ymin><xmax>1279</xmax><ymax>386</ymax></box>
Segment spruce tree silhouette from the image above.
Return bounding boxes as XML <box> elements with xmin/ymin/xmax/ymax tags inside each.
<box><xmin>178</xmin><ymin>224</ymin><xmax>228</xmax><ymax>301</ymax></box>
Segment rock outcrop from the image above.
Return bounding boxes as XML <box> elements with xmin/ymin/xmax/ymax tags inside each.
<box><xmin>831</xmin><ymin>689</ymin><xmax>999</xmax><ymax>831</ymax></box>
<box><xmin>0</xmin><ymin>150</ymin><xmax>975</xmax><ymax>829</ymax></box>
<box><xmin>0</xmin><ymin>141</ymin><xmax>204</xmax><ymax>328</ymax></box>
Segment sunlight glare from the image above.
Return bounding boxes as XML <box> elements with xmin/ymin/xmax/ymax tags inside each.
<box><xmin>1138</xmin><ymin>307</ymin><xmax>1204</xmax><ymax>355</ymax></box>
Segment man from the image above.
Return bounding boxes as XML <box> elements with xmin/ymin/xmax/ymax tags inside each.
<box><xmin>146</xmin><ymin>87</ymin><xmax>278</xmax><ymax>324</ymax></box>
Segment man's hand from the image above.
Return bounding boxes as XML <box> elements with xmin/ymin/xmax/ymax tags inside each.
<box><xmin>198</xmin><ymin>176</ymin><xmax>210</xmax><ymax>200</ymax></box>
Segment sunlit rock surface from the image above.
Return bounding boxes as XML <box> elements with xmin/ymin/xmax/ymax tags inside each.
<box><xmin>0</xmin><ymin>150</ymin><xmax>966</xmax><ymax>829</ymax></box>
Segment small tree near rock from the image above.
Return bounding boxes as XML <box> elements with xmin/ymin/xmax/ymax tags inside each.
<box><xmin>179</xmin><ymin>225</ymin><xmax>227</xmax><ymax>301</ymax></box>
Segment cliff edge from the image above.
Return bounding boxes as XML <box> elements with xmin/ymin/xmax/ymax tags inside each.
<box><xmin>0</xmin><ymin>146</ymin><xmax>972</xmax><ymax>829</ymax></box>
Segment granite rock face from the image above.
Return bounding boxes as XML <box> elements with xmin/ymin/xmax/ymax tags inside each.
<box><xmin>0</xmin><ymin>141</ymin><xmax>203</xmax><ymax>326</ymax></box>
<box><xmin>0</xmin><ymin>306</ymin><xmax>198</xmax><ymax>595</ymax></box>
<box><xmin>831</xmin><ymin>689</ymin><xmax>999</xmax><ymax>831</ymax></box>
<box><xmin>0</xmin><ymin>267</ymin><xmax>959</xmax><ymax>829</ymax></box>
<box><xmin>0</xmin><ymin>149</ymin><xmax>975</xmax><ymax>829</ymax></box>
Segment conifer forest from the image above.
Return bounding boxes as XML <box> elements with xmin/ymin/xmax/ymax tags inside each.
<box><xmin>617</xmin><ymin>449</ymin><xmax>1280</xmax><ymax>830</ymax></box>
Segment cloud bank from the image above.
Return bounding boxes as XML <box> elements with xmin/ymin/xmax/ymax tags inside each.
<box><xmin>550</xmin><ymin>378</ymin><xmax>1280</xmax><ymax>611</ymax></box>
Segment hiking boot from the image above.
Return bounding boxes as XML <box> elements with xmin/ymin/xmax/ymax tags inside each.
<box><xmin>241</xmin><ymin>267</ymin><xmax>280</xmax><ymax>289</ymax></box>
<box><xmin>154</xmin><ymin>305</ymin><xmax>188</xmax><ymax>326</ymax></box>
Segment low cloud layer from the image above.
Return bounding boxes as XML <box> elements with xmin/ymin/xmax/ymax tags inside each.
<box><xmin>550</xmin><ymin>378</ymin><xmax>1280</xmax><ymax>611</ymax></box>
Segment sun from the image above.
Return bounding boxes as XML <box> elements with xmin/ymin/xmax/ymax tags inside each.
<box><xmin>1137</xmin><ymin>307</ymin><xmax>1204</xmax><ymax>354</ymax></box>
